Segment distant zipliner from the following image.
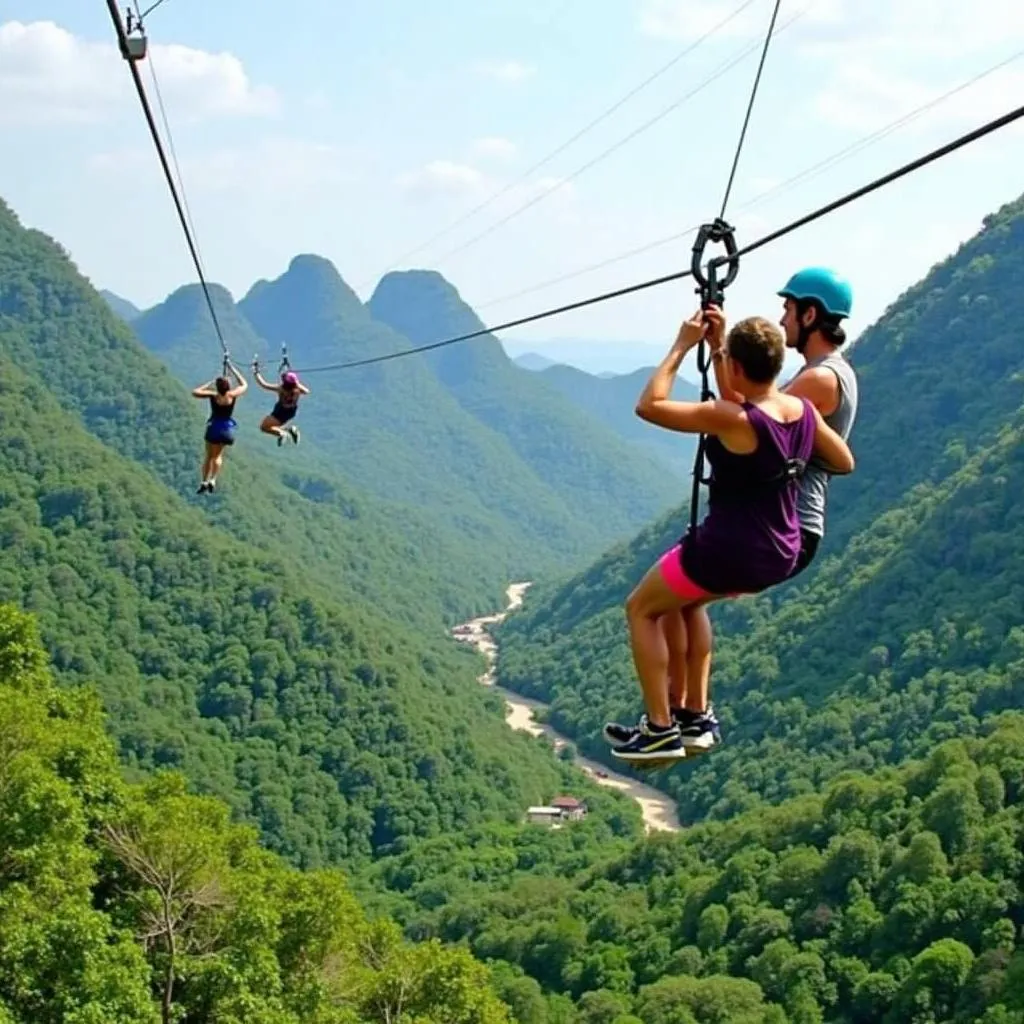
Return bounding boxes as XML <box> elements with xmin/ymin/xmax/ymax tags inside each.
<box><xmin>191</xmin><ymin>359</ymin><xmax>248</xmax><ymax>494</ymax></box>
<box><xmin>252</xmin><ymin>347</ymin><xmax>310</xmax><ymax>447</ymax></box>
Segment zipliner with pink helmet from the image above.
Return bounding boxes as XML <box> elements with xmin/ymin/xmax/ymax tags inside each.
<box><xmin>252</xmin><ymin>359</ymin><xmax>311</xmax><ymax>447</ymax></box>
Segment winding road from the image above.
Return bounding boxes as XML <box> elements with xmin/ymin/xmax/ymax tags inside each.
<box><xmin>452</xmin><ymin>582</ymin><xmax>681</xmax><ymax>833</ymax></box>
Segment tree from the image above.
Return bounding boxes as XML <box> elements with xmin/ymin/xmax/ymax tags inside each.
<box><xmin>101</xmin><ymin>776</ymin><xmax>237</xmax><ymax>1024</ymax></box>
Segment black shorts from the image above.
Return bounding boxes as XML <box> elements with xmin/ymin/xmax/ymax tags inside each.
<box><xmin>270</xmin><ymin>403</ymin><xmax>296</xmax><ymax>424</ymax></box>
<box><xmin>788</xmin><ymin>529</ymin><xmax>821</xmax><ymax>579</ymax></box>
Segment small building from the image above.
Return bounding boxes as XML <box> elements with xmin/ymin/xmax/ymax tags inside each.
<box><xmin>526</xmin><ymin>806</ymin><xmax>564</xmax><ymax>826</ymax></box>
<box><xmin>525</xmin><ymin>796</ymin><xmax>589</xmax><ymax>827</ymax></box>
<box><xmin>550</xmin><ymin>796</ymin><xmax>588</xmax><ymax>821</ymax></box>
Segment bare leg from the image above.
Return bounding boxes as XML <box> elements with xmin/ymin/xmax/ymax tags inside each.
<box><xmin>209</xmin><ymin>444</ymin><xmax>225</xmax><ymax>484</ymax></box>
<box><xmin>260</xmin><ymin>415</ymin><xmax>286</xmax><ymax>440</ymax></box>
<box><xmin>662</xmin><ymin>611</ymin><xmax>688</xmax><ymax>711</ymax></box>
<box><xmin>625</xmin><ymin>564</ymin><xmax>695</xmax><ymax>728</ymax></box>
<box><xmin>200</xmin><ymin>442</ymin><xmax>215</xmax><ymax>483</ymax></box>
<box><xmin>682</xmin><ymin>603</ymin><xmax>713</xmax><ymax>713</ymax></box>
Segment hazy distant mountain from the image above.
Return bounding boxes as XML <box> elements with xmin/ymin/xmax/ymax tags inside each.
<box><xmin>536</xmin><ymin>362</ymin><xmax>699</xmax><ymax>475</ymax></box>
<box><xmin>512</xmin><ymin>352</ymin><xmax>559</xmax><ymax>371</ymax></box>
<box><xmin>501</xmin><ymin>335</ymin><xmax>696</xmax><ymax>381</ymax></box>
<box><xmin>99</xmin><ymin>289</ymin><xmax>142</xmax><ymax>323</ymax></box>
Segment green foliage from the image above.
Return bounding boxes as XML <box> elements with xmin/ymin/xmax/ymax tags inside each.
<box><xmin>100</xmin><ymin>289</ymin><xmax>141</xmax><ymax>322</ymax></box>
<box><xmin>371</xmin><ymin>724</ymin><xmax>1024</xmax><ymax>1023</ymax></box>
<box><xmin>0</xmin><ymin>607</ymin><xmax>514</xmax><ymax>1022</ymax></box>
<box><xmin>0</xmin><ymin>350</ymin><xmax>588</xmax><ymax>866</ymax></box>
<box><xmin>8</xmin><ymin>183</ymin><xmax>1024</xmax><ymax>1024</ymax></box>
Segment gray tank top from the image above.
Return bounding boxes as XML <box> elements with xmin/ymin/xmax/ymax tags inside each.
<box><xmin>793</xmin><ymin>351</ymin><xmax>858</xmax><ymax>537</ymax></box>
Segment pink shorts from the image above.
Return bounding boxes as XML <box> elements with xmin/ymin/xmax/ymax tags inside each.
<box><xmin>657</xmin><ymin>543</ymin><xmax>740</xmax><ymax>602</ymax></box>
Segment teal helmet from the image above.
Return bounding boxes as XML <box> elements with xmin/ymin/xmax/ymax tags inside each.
<box><xmin>777</xmin><ymin>266</ymin><xmax>853</xmax><ymax>319</ymax></box>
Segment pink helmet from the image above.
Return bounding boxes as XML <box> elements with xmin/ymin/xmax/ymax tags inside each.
<box><xmin>282</xmin><ymin>371</ymin><xmax>299</xmax><ymax>386</ymax></box>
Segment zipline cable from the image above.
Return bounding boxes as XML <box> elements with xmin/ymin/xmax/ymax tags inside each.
<box><xmin>139</xmin><ymin>0</ymin><xmax>172</xmax><ymax>19</ymax></box>
<box><xmin>471</xmin><ymin>47</ymin><xmax>1024</xmax><ymax>312</ymax></box>
<box><xmin>295</xmin><ymin>99</ymin><xmax>1024</xmax><ymax>374</ymax></box>
<box><xmin>355</xmin><ymin>0</ymin><xmax>763</xmax><ymax>289</ymax></box>
<box><xmin>717</xmin><ymin>0</ymin><xmax>781</xmax><ymax>219</ymax></box>
<box><xmin>423</xmin><ymin>1</ymin><xmax>808</xmax><ymax>272</ymax></box>
<box><xmin>104</xmin><ymin>0</ymin><xmax>230</xmax><ymax>365</ymax></box>
<box><xmin>131</xmin><ymin>1</ymin><xmax>206</xmax><ymax>274</ymax></box>
<box><xmin>688</xmin><ymin>0</ymin><xmax>781</xmax><ymax>536</ymax></box>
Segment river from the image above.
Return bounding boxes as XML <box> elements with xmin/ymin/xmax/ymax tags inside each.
<box><xmin>452</xmin><ymin>581</ymin><xmax>681</xmax><ymax>834</ymax></box>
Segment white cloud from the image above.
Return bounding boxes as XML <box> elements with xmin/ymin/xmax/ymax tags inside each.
<box><xmin>802</xmin><ymin>0</ymin><xmax>1024</xmax><ymax>58</ymax></box>
<box><xmin>0</xmin><ymin>19</ymin><xmax>279</xmax><ymax>127</ymax></box>
<box><xmin>88</xmin><ymin>136</ymin><xmax>357</xmax><ymax>194</ymax></box>
<box><xmin>149</xmin><ymin>41</ymin><xmax>278</xmax><ymax>119</ymax></box>
<box><xmin>396</xmin><ymin>160</ymin><xmax>490</xmax><ymax>201</ymax></box>
<box><xmin>471</xmin><ymin>136</ymin><xmax>519</xmax><ymax>161</ymax></box>
<box><xmin>471</xmin><ymin>58</ymin><xmax>536</xmax><ymax>83</ymax></box>
<box><xmin>184</xmin><ymin>137</ymin><xmax>354</xmax><ymax>193</ymax></box>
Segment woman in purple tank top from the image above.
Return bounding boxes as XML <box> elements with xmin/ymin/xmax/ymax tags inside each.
<box><xmin>609</xmin><ymin>308</ymin><xmax>855</xmax><ymax>764</ymax></box>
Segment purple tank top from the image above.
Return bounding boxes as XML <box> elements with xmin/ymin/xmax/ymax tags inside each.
<box><xmin>682</xmin><ymin>397</ymin><xmax>816</xmax><ymax>594</ymax></box>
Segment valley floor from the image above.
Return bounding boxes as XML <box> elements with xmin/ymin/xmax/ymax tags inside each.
<box><xmin>453</xmin><ymin>582</ymin><xmax>681</xmax><ymax>833</ymax></box>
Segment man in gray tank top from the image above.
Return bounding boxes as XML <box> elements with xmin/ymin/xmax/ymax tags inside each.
<box><xmin>776</xmin><ymin>266</ymin><xmax>859</xmax><ymax>576</ymax></box>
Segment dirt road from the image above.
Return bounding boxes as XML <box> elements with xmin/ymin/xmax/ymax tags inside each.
<box><xmin>452</xmin><ymin>582</ymin><xmax>681</xmax><ymax>833</ymax></box>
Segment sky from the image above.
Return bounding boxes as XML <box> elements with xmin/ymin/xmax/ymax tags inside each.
<box><xmin>2</xmin><ymin>0</ymin><xmax>1024</xmax><ymax>378</ymax></box>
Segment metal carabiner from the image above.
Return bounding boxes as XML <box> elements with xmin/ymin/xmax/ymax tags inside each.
<box><xmin>690</xmin><ymin>217</ymin><xmax>740</xmax><ymax>309</ymax></box>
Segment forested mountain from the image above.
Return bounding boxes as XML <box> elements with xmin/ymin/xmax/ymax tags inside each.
<box><xmin>0</xmin><ymin>198</ymin><xmax>522</xmax><ymax>626</ymax></box>
<box><xmin>6</xmin><ymin>174</ymin><xmax>1024</xmax><ymax>1023</ymax></box>
<box><xmin>0</xmin><ymin>195</ymin><xmax>636</xmax><ymax>874</ymax></box>
<box><xmin>100</xmin><ymin>287</ymin><xmax>141</xmax><ymax>322</ymax></box>
<box><xmin>130</xmin><ymin>255</ymin><xmax>681</xmax><ymax>576</ymax></box>
<box><xmin>367</xmin><ymin>269</ymin><xmax>682</xmax><ymax>529</ymax></box>
<box><xmin>495</xmin><ymin>191</ymin><xmax>1024</xmax><ymax>825</ymax></box>
<box><xmin>352</xmin><ymin>198</ymin><xmax>1024</xmax><ymax>1024</ymax></box>
<box><xmin>534</xmin><ymin>360</ymin><xmax>701</xmax><ymax>474</ymax></box>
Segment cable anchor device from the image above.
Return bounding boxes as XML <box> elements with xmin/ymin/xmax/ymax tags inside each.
<box><xmin>686</xmin><ymin>216</ymin><xmax>740</xmax><ymax>535</ymax></box>
<box><xmin>690</xmin><ymin>216</ymin><xmax>739</xmax><ymax>310</ymax></box>
<box><xmin>121</xmin><ymin>7</ymin><xmax>148</xmax><ymax>62</ymax></box>
<box><xmin>278</xmin><ymin>344</ymin><xmax>292</xmax><ymax>376</ymax></box>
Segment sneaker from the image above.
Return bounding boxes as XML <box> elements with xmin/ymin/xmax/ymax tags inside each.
<box><xmin>196</xmin><ymin>482</ymin><xmax>208</xmax><ymax>494</ymax></box>
<box><xmin>604</xmin><ymin>703</ymin><xmax>723</xmax><ymax>749</ymax></box>
<box><xmin>677</xmin><ymin>706</ymin><xmax>721</xmax><ymax>752</ymax></box>
<box><xmin>288</xmin><ymin>426</ymin><xmax>300</xmax><ymax>445</ymax></box>
<box><xmin>206</xmin><ymin>479</ymin><xmax>217</xmax><ymax>492</ymax></box>
<box><xmin>277</xmin><ymin>432</ymin><xmax>285</xmax><ymax>447</ymax></box>
<box><xmin>603</xmin><ymin>719</ymin><xmax>638</xmax><ymax>745</ymax></box>
<box><xmin>610</xmin><ymin>715</ymin><xmax>686</xmax><ymax>763</ymax></box>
